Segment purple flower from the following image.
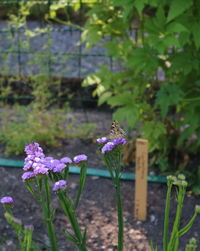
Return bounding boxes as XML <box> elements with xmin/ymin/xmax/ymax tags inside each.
<box><xmin>44</xmin><ymin>157</ymin><xmax>54</xmax><ymax>162</ymax></box>
<box><xmin>34</xmin><ymin>157</ymin><xmax>42</xmax><ymax>162</ymax></box>
<box><xmin>112</xmin><ymin>137</ymin><xmax>126</xmax><ymax>146</ymax></box>
<box><xmin>22</xmin><ymin>171</ymin><xmax>35</xmax><ymax>182</ymax></box>
<box><xmin>53</xmin><ymin>180</ymin><xmax>67</xmax><ymax>191</ymax></box>
<box><xmin>101</xmin><ymin>142</ymin><xmax>115</xmax><ymax>154</ymax></box>
<box><xmin>34</xmin><ymin>166</ymin><xmax>49</xmax><ymax>175</ymax></box>
<box><xmin>0</xmin><ymin>196</ymin><xmax>14</xmax><ymax>205</ymax></box>
<box><xmin>101</xmin><ymin>138</ymin><xmax>126</xmax><ymax>154</ymax></box>
<box><xmin>60</xmin><ymin>157</ymin><xmax>72</xmax><ymax>164</ymax></box>
<box><xmin>25</xmin><ymin>155</ymin><xmax>33</xmax><ymax>161</ymax></box>
<box><xmin>97</xmin><ymin>137</ymin><xmax>108</xmax><ymax>144</ymax></box>
<box><xmin>53</xmin><ymin>163</ymin><xmax>66</xmax><ymax>173</ymax></box>
<box><xmin>23</xmin><ymin>160</ymin><xmax>33</xmax><ymax>171</ymax></box>
<box><xmin>41</xmin><ymin>157</ymin><xmax>55</xmax><ymax>170</ymax></box>
<box><xmin>73</xmin><ymin>154</ymin><xmax>87</xmax><ymax>164</ymax></box>
<box><xmin>24</xmin><ymin>142</ymin><xmax>45</xmax><ymax>171</ymax></box>
<box><xmin>25</xmin><ymin>142</ymin><xmax>44</xmax><ymax>158</ymax></box>
<box><xmin>51</xmin><ymin>159</ymin><xmax>60</xmax><ymax>167</ymax></box>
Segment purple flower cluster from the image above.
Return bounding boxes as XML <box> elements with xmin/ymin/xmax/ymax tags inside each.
<box><xmin>23</xmin><ymin>142</ymin><xmax>48</xmax><ymax>180</ymax></box>
<box><xmin>42</xmin><ymin>156</ymin><xmax>72</xmax><ymax>173</ymax></box>
<box><xmin>22</xmin><ymin>171</ymin><xmax>35</xmax><ymax>182</ymax></box>
<box><xmin>99</xmin><ymin>137</ymin><xmax>127</xmax><ymax>154</ymax></box>
<box><xmin>112</xmin><ymin>138</ymin><xmax>126</xmax><ymax>146</ymax></box>
<box><xmin>97</xmin><ymin>137</ymin><xmax>109</xmax><ymax>144</ymax></box>
<box><xmin>101</xmin><ymin>142</ymin><xmax>115</xmax><ymax>154</ymax></box>
<box><xmin>53</xmin><ymin>180</ymin><xmax>67</xmax><ymax>191</ymax></box>
<box><xmin>24</xmin><ymin>143</ymin><xmax>45</xmax><ymax>171</ymax></box>
<box><xmin>0</xmin><ymin>196</ymin><xmax>14</xmax><ymax>205</ymax></box>
<box><xmin>22</xmin><ymin>142</ymin><xmax>75</xmax><ymax>181</ymax></box>
<box><xmin>34</xmin><ymin>166</ymin><xmax>49</xmax><ymax>175</ymax></box>
<box><xmin>73</xmin><ymin>154</ymin><xmax>87</xmax><ymax>164</ymax></box>
<box><xmin>60</xmin><ymin>157</ymin><xmax>72</xmax><ymax>164</ymax></box>
<box><xmin>25</xmin><ymin>142</ymin><xmax>44</xmax><ymax>157</ymax></box>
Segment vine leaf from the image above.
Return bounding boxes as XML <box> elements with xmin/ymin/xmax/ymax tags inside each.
<box><xmin>155</xmin><ymin>85</ymin><xmax>183</xmax><ymax>118</ymax></box>
<box><xmin>167</xmin><ymin>0</ymin><xmax>192</xmax><ymax>22</ymax></box>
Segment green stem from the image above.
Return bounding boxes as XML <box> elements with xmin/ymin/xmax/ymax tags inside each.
<box><xmin>46</xmin><ymin>220</ymin><xmax>58</xmax><ymax>251</ymax></box>
<box><xmin>24</xmin><ymin>227</ymin><xmax>33</xmax><ymax>251</ymax></box>
<box><xmin>104</xmin><ymin>154</ymin><xmax>115</xmax><ymax>180</ymax></box>
<box><xmin>42</xmin><ymin>177</ymin><xmax>58</xmax><ymax>251</ymax></box>
<box><xmin>115</xmin><ymin>177</ymin><xmax>124</xmax><ymax>251</ymax></box>
<box><xmin>105</xmin><ymin>151</ymin><xmax>124</xmax><ymax>251</ymax></box>
<box><xmin>64</xmin><ymin>165</ymin><xmax>69</xmax><ymax>180</ymax></box>
<box><xmin>75</xmin><ymin>164</ymin><xmax>87</xmax><ymax>209</ymax></box>
<box><xmin>167</xmin><ymin>185</ymin><xmax>186</xmax><ymax>251</ymax></box>
<box><xmin>3</xmin><ymin>204</ymin><xmax>13</xmax><ymax>215</ymax></box>
<box><xmin>58</xmin><ymin>192</ymin><xmax>87</xmax><ymax>251</ymax></box>
<box><xmin>25</xmin><ymin>182</ymin><xmax>40</xmax><ymax>201</ymax></box>
<box><xmin>178</xmin><ymin>212</ymin><xmax>198</xmax><ymax>237</ymax></box>
<box><xmin>163</xmin><ymin>182</ymin><xmax>173</xmax><ymax>251</ymax></box>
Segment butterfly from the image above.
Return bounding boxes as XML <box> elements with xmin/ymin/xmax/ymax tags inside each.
<box><xmin>108</xmin><ymin>120</ymin><xmax>126</xmax><ymax>140</ymax></box>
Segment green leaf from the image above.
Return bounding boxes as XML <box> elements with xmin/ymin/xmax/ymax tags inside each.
<box><xmin>64</xmin><ymin>231</ymin><xmax>79</xmax><ymax>245</ymax></box>
<box><xmin>98</xmin><ymin>91</ymin><xmax>112</xmax><ymax>105</ymax></box>
<box><xmin>113</xmin><ymin>105</ymin><xmax>140</xmax><ymax>128</ymax></box>
<box><xmin>178</xmin><ymin>32</ymin><xmax>190</xmax><ymax>47</ymax></box>
<box><xmin>167</xmin><ymin>0</ymin><xmax>192</xmax><ymax>22</ymax></box>
<box><xmin>105</xmin><ymin>40</ymin><xmax>121</xmax><ymax>57</ymax></box>
<box><xmin>134</xmin><ymin>0</ymin><xmax>145</xmax><ymax>14</ymax></box>
<box><xmin>127</xmin><ymin>47</ymin><xmax>158</xmax><ymax>74</ymax></box>
<box><xmin>167</xmin><ymin>22</ymin><xmax>188</xmax><ymax>33</ymax></box>
<box><xmin>142</xmin><ymin>121</ymin><xmax>166</xmax><ymax>152</ymax></box>
<box><xmin>107</xmin><ymin>91</ymin><xmax>134</xmax><ymax>107</ymax></box>
<box><xmin>170</xmin><ymin>52</ymin><xmax>194</xmax><ymax>74</ymax></box>
<box><xmin>192</xmin><ymin>22</ymin><xmax>200</xmax><ymax>49</ymax></box>
<box><xmin>82</xmin><ymin>228</ymin><xmax>87</xmax><ymax>246</ymax></box>
<box><xmin>163</xmin><ymin>35</ymin><xmax>180</xmax><ymax>48</ymax></box>
<box><xmin>82</xmin><ymin>74</ymin><xmax>101</xmax><ymax>87</ymax></box>
<box><xmin>155</xmin><ymin>85</ymin><xmax>183</xmax><ymax>118</ymax></box>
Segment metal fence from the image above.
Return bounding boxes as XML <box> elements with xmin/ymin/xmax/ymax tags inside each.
<box><xmin>0</xmin><ymin>0</ymin><xmax>114</xmax><ymax>80</ymax></box>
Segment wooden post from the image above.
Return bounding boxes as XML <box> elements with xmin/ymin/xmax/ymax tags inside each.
<box><xmin>134</xmin><ymin>139</ymin><xmax>148</xmax><ymax>221</ymax></box>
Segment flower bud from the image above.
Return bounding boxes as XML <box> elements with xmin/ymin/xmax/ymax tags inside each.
<box><xmin>195</xmin><ymin>205</ymin><xmax>200</xmax><ymax>214</ymax></box>
<box><xmin>177</xmin><ymin>174</ymin><xmax>186</xmax><ymax>181</ymax></box>
<box><xmin>53</xmin><ymin>180</ymin><xmax>67</xmax><ymax>191</ymax></box>
<box><xmin>0</xmin><ymin>196</ymin><xmax>14</xmax><ymax>205</ymax></box>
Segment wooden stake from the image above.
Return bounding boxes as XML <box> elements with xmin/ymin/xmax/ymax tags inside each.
<box><xmin>134</xmin><ymin>139</ymin><xmax>148</xmax><ymax>221</ymax></box>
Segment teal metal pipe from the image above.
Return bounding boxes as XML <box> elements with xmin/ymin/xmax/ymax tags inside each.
<box><xmin>0</xmin><ymin>158</ymin><xmax>167</xmax><ymax>183</ymax></box>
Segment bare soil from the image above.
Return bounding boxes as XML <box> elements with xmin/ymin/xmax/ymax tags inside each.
<box><xmin>0</xmin><ymin>110</ymin><xmax>199</xmax><ymax>251</ymax></box>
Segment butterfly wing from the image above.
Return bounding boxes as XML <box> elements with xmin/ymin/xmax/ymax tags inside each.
<box><xmin>109</xmin><ymin>120</ymin><xmax>126</xmax><ymax>140</ymax></box>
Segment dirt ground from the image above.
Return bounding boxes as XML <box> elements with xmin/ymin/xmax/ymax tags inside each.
<box><xmin>0</xmin><ymin>110</ymin><xmax>199</xmax><ymax>251</ymax></box>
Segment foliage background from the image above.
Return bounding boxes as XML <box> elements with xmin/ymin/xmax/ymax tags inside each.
<box><xmin>82</xmin><ymin>0</ymin><xmax>200</xmax><ymax>193</ymax></box>
<box><xmin>0</xmin><ymin>0</ymin><xmax>200</xmax><ymax>192</ymax></box>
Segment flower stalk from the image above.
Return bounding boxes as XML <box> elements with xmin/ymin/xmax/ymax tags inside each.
<box><xmin>98</xmin><ymin>136</ymin><xmax>126</xmax><ymax>251</ymax></box>
<box><xmin>57</xmin><ymin>191</ymin><xmax>87</xmax><ymax>251</ymax></box>
<box><xmin>38</xmin><ymin>176</ymin><xmax>58</xmax><ymax>251</ymax></box>
<box><xmin>115</xmin><ymin>176</ymin><xmax>124</xmax><ymax>251</ymax></box>
<box><xmin>163</xmin><ymin>176</ymin><xmax>176</xmax><ymax>251</ymax></box>
<box><xmin>151</xmin><ymin>174</ymin><xmax>200</xmax><ymax>251</ymax></box>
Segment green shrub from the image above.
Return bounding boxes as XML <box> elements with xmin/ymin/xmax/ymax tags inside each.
<box><xmin>0</xmin><ymin>106</ymin><xmax>96</xmax><ymax>156</ymax></box>
<box><xmin>0</xmin><ymin>106</ymin><xmax>67</xmax><ymax>156</ymax></box>
<box><xmin>82</xmin><ymin>0</ymin><xmax>200</xmax><ymax>193</ymax></box>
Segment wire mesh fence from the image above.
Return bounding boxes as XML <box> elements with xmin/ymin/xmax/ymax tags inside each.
<box><xmin>0</xmin><ymin>0</ymin><xmax>113</xmax><ymax>80</ymax></box>
<box><xmin>0</xmin><ymin>0</ymin><xmax>139</xmax><ymax>109</ymax></box>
